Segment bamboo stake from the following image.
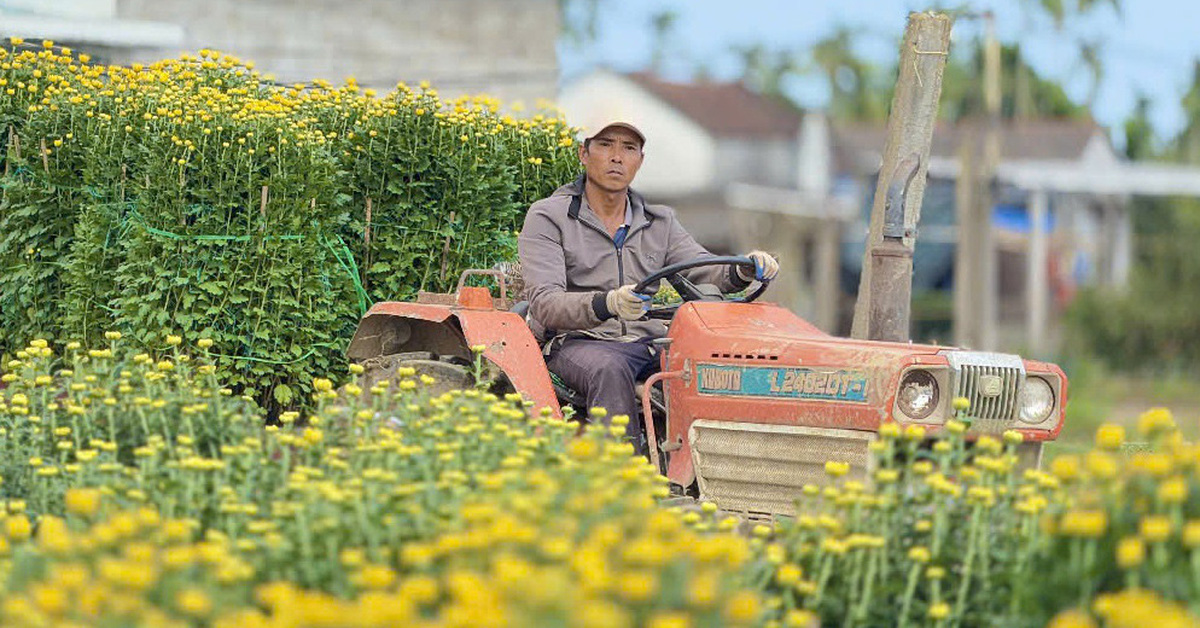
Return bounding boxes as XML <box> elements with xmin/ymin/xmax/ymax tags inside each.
<box><xmin>259</xmin><ymin>185</ymin><xmax>269</xmax><ymax>233</ymax></box>
<box><xmin>364</xmin><ymin>196</ymin><xmax>373</xmax><ymax>291</ymax></box>
<box><xmin>4</xmin><ymin>126</ymin><xmax>12</xmax><ymax>177</ymax></box>
<box><xmin>364</xmin><ymin>197</ymin><xmax>373</xmax><ymax>246</ymax></box>
<box><xmin>2</xmin><ymin>128</ymin><xmax>10</xmax><ymax>202</ymax></box>
<box><xmin>440</xmin><ymin>210</ymin><xmax>455</xmax><ymax>283</ymax></box>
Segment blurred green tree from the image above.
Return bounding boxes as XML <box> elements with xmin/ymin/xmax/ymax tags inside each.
<box><xmin>649</xmin><ymin>10</ymin><xmax>680</xmax><ymax>75</ymax></box>
<box><xmin>1065</xmin><ymin>63</ymin><xmax>1200</xmax><ymax>372</ymax></box>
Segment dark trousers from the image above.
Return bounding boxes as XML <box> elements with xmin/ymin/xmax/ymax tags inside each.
<box><xmin>547</xmin><ymin>337</ymin><xmax>661</xmax><ymax>445</ymax></box>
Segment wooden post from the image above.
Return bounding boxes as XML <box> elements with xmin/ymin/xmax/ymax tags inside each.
<box><xmin>1110</xmin><ymin>199</ymin><xmax>1132</xmax><ymax>287</ymax></box>
<box><xmin>774</xmin><ymin>214</ymin><xmax>806</xmax><ymax>317</ymax></box>
<box><xmin>952</xmin><ymin>15</ymin><xmax>1001</xmax><ymax>350</ymax></box>
<box><xmin>953</xmin><ymin>132</ymin><xmax>977</xmax><ymax>346</ymax></box>
<box><xmin>39</xmin><ymin>139</ymin><xmax>49</xmax><ymax>172</ymax></box>
<box><xmin>1026</xmin><ymin>188</ymin><xmax>1048</xmax><ymax>354</ymax></box>
<box><xmin>979</xmin><ymin>13</ymin><xmax>1002</xmax><ymax>351</ymax></box>
<box><xmin>815</xmin><ymin>217</ymin><xmax>841</xmax><ymax>332</ymax></box>
<box><xmin>850</xmin><ymin>11</ymin><xmax>953</xmax><ymax>341</ymax></box>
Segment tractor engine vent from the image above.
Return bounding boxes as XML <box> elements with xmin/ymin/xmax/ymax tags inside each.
<box><xmin>709</xmin><ymin>353</ymin><xmax>779</xmax><ymax>361</ymax></box>
<box><xmin>689</xmin><ymin>420</ymin><xmax>875</xmax><ymax>516</ymax></box>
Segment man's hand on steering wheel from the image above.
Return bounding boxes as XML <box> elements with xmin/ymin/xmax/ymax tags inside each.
<box><xmin>736</xmin><ymin>250</ymin><xmax>780</xmax><ymax>282</ymax></box>
<box><xmin>631</xmin><ymin>255</ymin><xmax>774</xmax><ymax>320</ymax></box>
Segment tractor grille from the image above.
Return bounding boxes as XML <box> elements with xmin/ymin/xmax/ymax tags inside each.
<box><xmin>945</xmin><ymin>351</ymin><xmax>1025</xmax><ymax>433</ymax></box>
<box><xmin>689</xmin><ymin>420</ymin><xmax>874</xmax><ymax>516</ymax></box>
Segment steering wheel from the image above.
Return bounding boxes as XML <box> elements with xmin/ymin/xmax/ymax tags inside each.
<box><xmin>632</xmin><ymin>255</ymin><xmax>771</xmax><ymax>320</ymax></box>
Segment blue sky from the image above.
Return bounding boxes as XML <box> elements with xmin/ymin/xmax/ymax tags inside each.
<box><xmin>558</xmin><ymin>0</ymin><xmax>1200</xmax><ymax>147</ymax></box>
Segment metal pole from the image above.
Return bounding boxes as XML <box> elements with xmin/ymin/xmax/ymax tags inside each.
<box><xmin>851</xmin><ymin>11</ymin><xmax>953</xmax><ymax>341</ymax></box>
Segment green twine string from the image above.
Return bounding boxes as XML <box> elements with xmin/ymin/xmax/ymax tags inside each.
<box><xmin>2</xmin><ymin>167</ymin><xmax>380</xmax><ymax>363</ymax></box>
<box><xmin>120</xmin><ymin>210</ymin><xmax>371</xmax><ymax>316</ymax></box>
<box><xmin>208</xmin><ymin>343</ymin><xmax>339</xmax><ymax>365</ymax></box>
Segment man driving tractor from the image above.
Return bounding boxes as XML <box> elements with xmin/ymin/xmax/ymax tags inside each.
<box><xmin>518</xmin><ymin>120</ymin><xmax>780</xmax><ymax>452</ymax></box>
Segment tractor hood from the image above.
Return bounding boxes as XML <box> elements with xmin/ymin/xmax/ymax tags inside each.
<box><xmin>679</xmin><ymin>301</ymin><xmax>949</xmax><ymax>367</ymax></box>
<box><xmin>660</xmin><ymin>301</ymin><xmax>1066</xmax><ymax>494</ymax></box>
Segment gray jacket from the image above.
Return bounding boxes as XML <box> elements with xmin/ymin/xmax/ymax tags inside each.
<box><xmin>518</xmin><ymin>176</ymin><xmax>749</xmax><ymax>346</ymax></box>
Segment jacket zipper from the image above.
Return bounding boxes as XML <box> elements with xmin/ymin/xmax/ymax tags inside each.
<box><xmin>575</xmin><ymin>205</ymin><xmax>653</xmax><ymax>336</ymax></box>
<box><xmin>618</xmin><ymin>221</ymin><xmax>654</xmax><ymax>335</ymax></box>
<box><xmin>616</xmin><ymin>239</ymin><xmax>627</xmax><ymax>336</ymax></box>
<box><xmin>573</xmin><ymin>213</ymin><xmax>643</xmax><ymax>336</ymax></box>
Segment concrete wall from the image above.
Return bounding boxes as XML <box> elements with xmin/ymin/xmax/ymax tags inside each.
<box><xmin>4</xmin><ymin>0</ymin><xmax>116</xmax><ymax>19</ymax></box>
<box><xmin>559</xmin><ymin>70</ymin><xmax>717</xmax><ymax>198</ymax></box>
<box><xmin>107</xmin><ymin>0</ymin><xmax>559</xmax><ymax>105</ymax></box>
<box><xmin>714</xmin><ymin>137</ymin><xmax>795</xmax><ymax>189</ymax></box>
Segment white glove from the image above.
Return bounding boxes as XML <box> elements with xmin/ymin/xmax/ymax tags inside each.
<box><xmin>737</xmin><ymin>250</ymin><xmax>780</xmax><ymax>282</ymax></box>
<box><xmin>606</xmin><ymin>284</ymin><xmax>650</xmax><ymax>320</ymax></box>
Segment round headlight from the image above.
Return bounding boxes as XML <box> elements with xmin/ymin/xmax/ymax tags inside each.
<box><xmin>1018</xmin><ymin>376</ymin><xmax>1055</xmax><ymax>424</ymax></box>
<box><xmin>897</xmin><ymin>370</ymin><xmax>939</xmax><ymax>420</ymax></box>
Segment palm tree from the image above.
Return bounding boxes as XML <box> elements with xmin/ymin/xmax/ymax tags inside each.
<box><xmin>1122</xmin><ymin>94</ymin><xmax>1154</xmax><ymax>161</ymax></box>
<box><xmin>808</xmin><ymin>25</ymin><xmax>882</xmax><ymax>120</ymax></box>
<box><xmin>731</xmin><ymin>43</ymin><xmax>798</xmax><ymax>101</ymax></box>
<box><xmin>558</xmin><ymin>0</ymin><xmax>602</xmax><ymax>49</ymax></box>
<box><xmin>649</xmin><ymin>10</ymin><xmax>679</xmax><ymax>75</ymax></box>
<box><xmin>1176</xmin><ymin>60</ymin><xmax>1200</xmax><ymax>164</ymax></box>
<box><xmin>1077</xmin><ymin>38</ymin><xmax>1104</xmax><ymax>109</ymax></box>
<box><xmin>1022</xmin><ymin>0</ymin><xmax>1121</xmax><ymax>29</ymax></box>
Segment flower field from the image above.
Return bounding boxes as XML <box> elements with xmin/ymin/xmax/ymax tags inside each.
<box><xmin>0</xmin><ymin>38</ymin><xmax>577</xmax><ymax>413</ymax></box>
<box><xmin>2</xmin><ymin>39</ymin><xmax>1200</xmax><ymax>627</ymax></box>
<box><xmin>0</xmin><ymin>336</ymin><xmax>762</xmax><ymax>627</ymax></box>
<box><xmin>0</xmin><ymin>335</ymin><xmax>1197</xmax><ymax>627</ymax></box>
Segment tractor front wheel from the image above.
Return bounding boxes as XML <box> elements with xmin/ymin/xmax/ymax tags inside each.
<box><xmin>359</xmin><ymin>351</ymin><xmax>475</xmax><ymax>398</ymax></box>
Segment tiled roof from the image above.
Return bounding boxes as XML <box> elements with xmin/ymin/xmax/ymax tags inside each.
<box><xmin>833</xmin><ymin>118</ymin><xmax>1109</xmax><ymax>172</ymax></box>
<box><xmin>626</xmin><ymin>72</ymin><xmax>802</xmax><ymax>138</ymax></box>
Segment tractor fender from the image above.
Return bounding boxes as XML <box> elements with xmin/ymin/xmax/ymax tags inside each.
<box><xmin>453</xmin><ymin>308</ymin><xmax>561</xmax><ymax>419</ymax></box>
<box><xmin>347</xmin><ymin>303</ymin><xmax>470</xmax><ymax>363</ymax></box>
<box><xmin>347</xmin><ymin>302</ymin><xmax>561</xmax><ymax>418</ymax></box>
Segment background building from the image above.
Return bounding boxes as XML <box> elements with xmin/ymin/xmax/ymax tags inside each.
<box><xmin>0</xmin><ymin>0</ymin><xmax>559</xmax><ymax>104</ymax></box>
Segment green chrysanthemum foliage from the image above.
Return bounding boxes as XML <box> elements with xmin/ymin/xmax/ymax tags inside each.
<box><xmin>0</xmin><ymin>42</ymin><xmax>580</xmax><ymax>412</ymax></box>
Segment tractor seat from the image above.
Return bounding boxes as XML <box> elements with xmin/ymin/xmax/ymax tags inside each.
<box><xmin>513</xmin><ymin>299</ymin><xmax>663</xmax><ymax>416</ymax></box>
<box><xmin>549</xmin><ymin>371</ymin><xmax>661</xmax><ymax>418</ymax></box>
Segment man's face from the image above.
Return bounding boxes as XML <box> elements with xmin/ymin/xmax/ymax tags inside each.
<box><xmin>580</xmin><ymin>127</ymin><xmax>644</xmax><ymax>192</ymax></box>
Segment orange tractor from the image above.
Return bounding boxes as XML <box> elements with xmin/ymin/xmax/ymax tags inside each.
<box><xmin>347</xmin><ymin>256</ymin><xmax>1066</xmax><ymax>516</ymax></box>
